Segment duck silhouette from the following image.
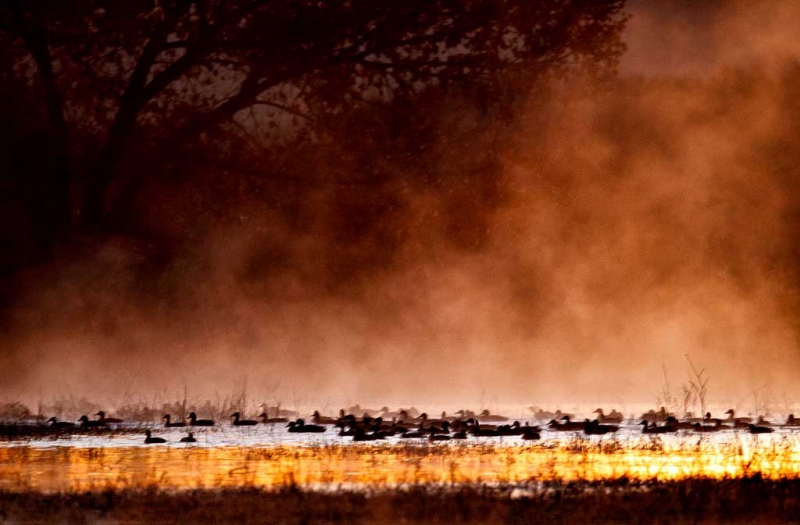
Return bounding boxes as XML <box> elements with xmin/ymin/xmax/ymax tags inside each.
<box><xmin>724</xmin><ymin>409</ymin><xmax>752</xmax><ymax>425</ymax></box>
<box><xmin>748</xmin><ymin>423</ymin><xmax>774</xmax><ymax>434</ymax></box>
<box><xmin>95</xmin><ymin>411</ymin><xmax>124</xmax><ymax>424</ymax></box>
<box><xmin>144</xmin><ymin>430</ymin><xmax>166</xmax><ymax>444</ymax></box>
<box><xmin>180</xmin><ymin>432</ymin><xmax>197</xmax><ymax>443</ymax></box>
<box><xmin>521</xmin><ymin>426</ymin><xmax>541</xmax><ymax>440</ymax></box>
<box><xmin>352</xmin><ymin>427</ymin><xmax>384</xmax><ymax>441</ymax></box>
<box><xmin>640</xmin><ymin>420</ymin><xmax>677</xmax><ymax>434</ymax></box>
<box><xmin>584</xmin><ymin>419</ymin><xmax>618</xmax><ymax>435</ymax></box>
<box><xmin>311</xmin><ymin>411</ymin><xmax>337</xmax><ymax>425</ymax></box>
<box><xmin>594</xmin><ymin>408</ymin><xmax>624</xmax><ymax>424</ymax></box>
<box><xmin>428</xmin><ymin>428</ymin><xmax>451</xmax><ymax>442</ymax></box>
<box><xmin>258</xmin><ymin>412</ymin><xmax>288</xmax><ymax>424</ymax></box>
<box><xmin>547</xmin><ymin>416</ymin><xmax>584</xmax><ymax>432</ymax></box>
<box><xmin>46</xmin><ymin>417</ymin><xmax>75</xmax><ymax>429</ymax></box>
<box><xmin>162</xmin><ymin>414</ymin><xmax>186</xmax><ymax>428</ymax></box>
<box><xmin>186</xmin><ymin>412</ymin><xmax>214</xmax><ymax>426</ymax></box>
<box><xmin>287</xmin><ymin>419</ymin><xmax>325</xmax><ymax>433</ymax></box>
<box><xmin>231</xmin><ymin>412</ymin><xmax>257</xmax><ymax>426</ymax></box>
<box><xmin>78</xmin><ymin>415</ymin><xmax>107</xmax><ymax>428</ymax></box>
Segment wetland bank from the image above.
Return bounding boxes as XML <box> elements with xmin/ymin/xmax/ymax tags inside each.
<box><xmin>3</xmin><ymin>411</ymin><xmax>800</xmax><ymax>523</ymax></box>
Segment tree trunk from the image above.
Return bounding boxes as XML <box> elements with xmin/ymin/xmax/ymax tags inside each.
<box><xmin>12</xmin><ymin>0</ymin><xmax>72</xmax><ymax>253</ymax></box>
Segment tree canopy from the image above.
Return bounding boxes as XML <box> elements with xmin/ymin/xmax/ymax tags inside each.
<box><xmin>0</xmin><ymin>0</ymin><xmax>627</xmax><ymax>267</ymax></box>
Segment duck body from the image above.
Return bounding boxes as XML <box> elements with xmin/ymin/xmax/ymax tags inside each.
<box><xmin>78</xmin><ymin>415</ymin><xmax>107</xmax><ymax>429</ymax></box>
<box><xmin>428</xmin><ymin>430</ymin><xmax>451</xmax><ymax>442</ymax></box>
<box><xmin>352</xmin><ymin>428</ymin><xmax>385</xmax><ymax>441</ymax></box>
<box><xmin>311</xmin><ymin>411</ymin><xmax>337</xmax><ymax>425</ymax></box>
<box><xmin>231</xmin><ymin>412</ymin><xmax>258</xmax><ymax>426</ymax></box>
<box><xmin>584</xmin><ymin>419</ymin><xmax>618</xmax><ymax>435</ymax></box>
<box><xmin>521</xmin><ymin>427</ymin><xmax>541</xmax><ymax>440</ymax></box>
<box><xmin>749</xmin><ymin>423</ymin><xmax>774</xmax><ymax>434</ymax></box>
<box><xmin>547</xmin><ymin>417</ymin><xmax>584</xmax><ymax>432</ymax></box>
<box><xmin>640</xmin><ymin>420</ymin><xmax>676</xmax><ymax>434</ymax></box>
<box><xmin>399</xmin><ymin>429</ymin><xmax>428</xmax><ymax>438</ymax></box>
<box><xmin>258</xmin><ymin>412</ymin><xmax>289</xmax><ymax>424</ymax></box>
<box><xmin>725</xmin><ymin>409</ymin><xmax>753</xmax><ymax>425</ymax></box>
<box><xmin>95</xmin><ymin>411</ymin><xmax>124</xmax><ymax>424</ymax></box>
<box><xmin>46</xmin><ymin>417</ymin><xmax>75</xmax><ymax>430</ymax></box>
<box><xmin>470</xmin><ymin>422</ymin><xmax>500</xmax><ymax>437</ymax></box>
<box><xmin>180</xmin><ymin>432</ymin><xmax>197</xmax><ymax>443</ymax></box>
<box><xmin>693</xmin><ymin>422</ymin><xmax>723</xmax><ymax>433</ymax></box>
<box><xmin>187</xmin><ymin>412</ymin><xmax>215</xmax><ymax>426</ymax></box>
<box><xmin>594</xmin><ymin>409</ymin><xmax>624</xmax><ymax>424</ymax></box>
<box><xmin>476</xmin><ymin>409</ymin><xmax>509</xmax><ymax>422</ymax></box>
<box><xmin>144</xmin><ymin>430</ymin><xmax>166</xmax><ymax>444</ymax></box>
<box><xmin>162</xmin><ymin>414</ymin><xmax>186</xmax><ymax>428</ymax></box>
<box><xmin>287</xmin><ymin>419</ymin><xmax>325</xmax><ymax>433</ymax></box>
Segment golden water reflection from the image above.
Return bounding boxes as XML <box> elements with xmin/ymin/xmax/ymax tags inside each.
<box><xmin>3</xmin><ymin>438</ymin><xmax>800</xmax><ymax>493</ymax></box>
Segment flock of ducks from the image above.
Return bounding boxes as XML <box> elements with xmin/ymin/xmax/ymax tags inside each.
<box><xmin>544</xmin><ymin>407</ymin><xmax>787</xmax><ymax>436</ymax></box>
<box><xmin>30</xmin><ymin>406</ymin><xmax>800</xmax><ymax>445</ymax></box>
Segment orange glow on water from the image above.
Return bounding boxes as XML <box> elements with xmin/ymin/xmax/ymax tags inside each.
<box><xmin>3</xmin><ymin>438</ymin><xmax>800</xmax><ymax>493</ymax></box>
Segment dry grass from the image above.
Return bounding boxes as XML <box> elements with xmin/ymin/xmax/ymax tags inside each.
<box><xmin>1</xmin><ymin>476</ymin><xmax>800</xmax><ymax>524</ymax></box>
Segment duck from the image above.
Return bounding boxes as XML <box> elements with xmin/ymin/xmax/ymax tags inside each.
<box><xmin>162</xmin><ymin>414</ymin><xmax>186</xmax><ymax>428</ymax></box>
<box><xmin>186</xmin><ymin>412</ymin><xmax>214</xmax><ymax>426</ymax></box>
<box><xmin>476</xmin><ymin>409</ymin><xmax>509</xmax><ymax>423</ymax></box>
<box><xmin>257</xmin><ymin>405</ymin><xmax>298</xmax><ymax>420</ymax></box>
<box><xmin>748</xmin><ymin>423</ymin><xmax>774</xmax><ymax>435</ymax></box>
<box><xmin>692</xmin><ymin>422</ymin><xmax>722</xmax><ymax>433</ymax></box>
<box><xmin>415</xmin><ymin>413</ymin><xmax>448</xmax><ymax>429</ymax></box>
<box><xmin>664</xmin><ymin>416</ymin><xmax>695</xmax><ymax>430</ymax></box>
<box><xmin>95</xmin><ymin>411</ymin><xmax>124</xmax><ymax>424</ymax></box>
<box><xmin>547</xmin><ymin>416</ymin><xmax>584</xmax><ymax>432</ymax></box>
<box><xmin>336</xmin><ymin>420</ymin><xmax>357</xmax><ymax>437</ymax></box>
<box><xmin>258</xmin><ymin>412</ymin><xmax>288</xmax><ymax>424</ymax></box>
<box><xmin>287</xmin><ymin>419</ymin><xmax>325</xmax><ymax>433</ymax></box>
<box><xmin>497</xmin><ymin>421</ymin><xmax>528</xmax><ymax>436</ymax></box>
<box><xmin>78</xmin><ymin>415</ymin><xmax>107</xmax><ymax>428</ymax></box>
<box><xmin>231</xmin><ymin>412</ymin><xmax>258</xmax><ymax>426</ymax></box>
<box><xmin>470</xmin><ymin>422</ymin><xmax>500</xmax><ymax>437</ymax></box>
<box><xmin>640</xmin><ymin>420</ymin><xmax>676</xmax><ymax>434</ymax></box>
<box><xmin>785</xmin><ymin>414</ymin><xmax>800</xmax><ymax>426</ymax></box>
<box><xmin>584</xmin><ymin>419</ymin><xmax>618</xmax><ymax>435</ymax></box>
<box><xmin>594</xmin><ymin>408</ymin><xmax>624</xmax><ymax>424</ymax></box>
<box><xmin>724</xmin><ymin>409</ymin><xmax>752</xmax><ymax>425</ymax></box>
<box><xmin>180</xmin><ymin>432</ymin><xmax>196</xmax><ymax>443</ymax></box>
<box><xmin>46</xmin><ymin>417</ymin><xmax>75</xmax><ymax>430</ymax></box>
<box><xmin>144</xmin><ymin>430</ymin><xmax>166</xmax><ymax>444</ymax></box>
<box><xmin>754</xmin><ymin>415</ymin><xmax>773</xmax><ymax>426</ymax></box>
<box><xmin>703</xmin><ymin>412</ymin><xmax>732</xmax><ymax>429</ymax></box>
<box><xmin>521</xmin><ymin>427</ymin><xmax>541</xmax><ymax>440</ymax></box>
<box><xmin>428</xmin><ymin>428</ymin><xmax>451</xmax><ymax>442</ymax></box>
<box><xmin>527</xmin><ymin>407</ymin><xmax>574</xmax><ymax>422</ymax></box>
<box><xmin>400</xmin><ymin>428</ymin><xmax>429</xmax><ymax>438</ymax></box>
<box><xmin>352</xmin><ymin>427</ymin><xmax>384</xmax><ymax>441</ymax></box>
<box><xmin>465</xmin><ymin>418</ymin><xmax>498</xmax><ymax>431</ymax></box>
<box><xmin>311</xmin><ymin>411</ymin><xmax>337</xmax><ymax>425</ymax></box>
<box><xmin>640</xmin><ymin>407</ymin><xmax>669</xmax><ymax>423</ymax></box>
<box><xmin>346</xmin><ymin>405</ymin><xmax>379</xmax><ymax>418</ymax></box>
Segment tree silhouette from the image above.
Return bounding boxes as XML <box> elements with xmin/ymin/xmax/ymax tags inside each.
<box><xmin>0</xmin><ymin>0</ymin><xmax>627</xmax><ymax>257</ymax></box>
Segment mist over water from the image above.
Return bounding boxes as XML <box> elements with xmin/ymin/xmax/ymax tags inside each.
<box><xmin>4</xmin><ymin>1</ymin><xmax>800</xmax><ymax>414</ymax></box>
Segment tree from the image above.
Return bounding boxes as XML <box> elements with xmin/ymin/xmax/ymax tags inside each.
<box><xmin>0</xmin><ymin>0</ymin><xmax>627</xmax><ymax>254</ymax></box>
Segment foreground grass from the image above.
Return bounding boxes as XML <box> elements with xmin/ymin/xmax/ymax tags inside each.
<box><xmin>2</xmin><ymin>476</ymin><xmax>800</xmax><ymax>524</ymax></box>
